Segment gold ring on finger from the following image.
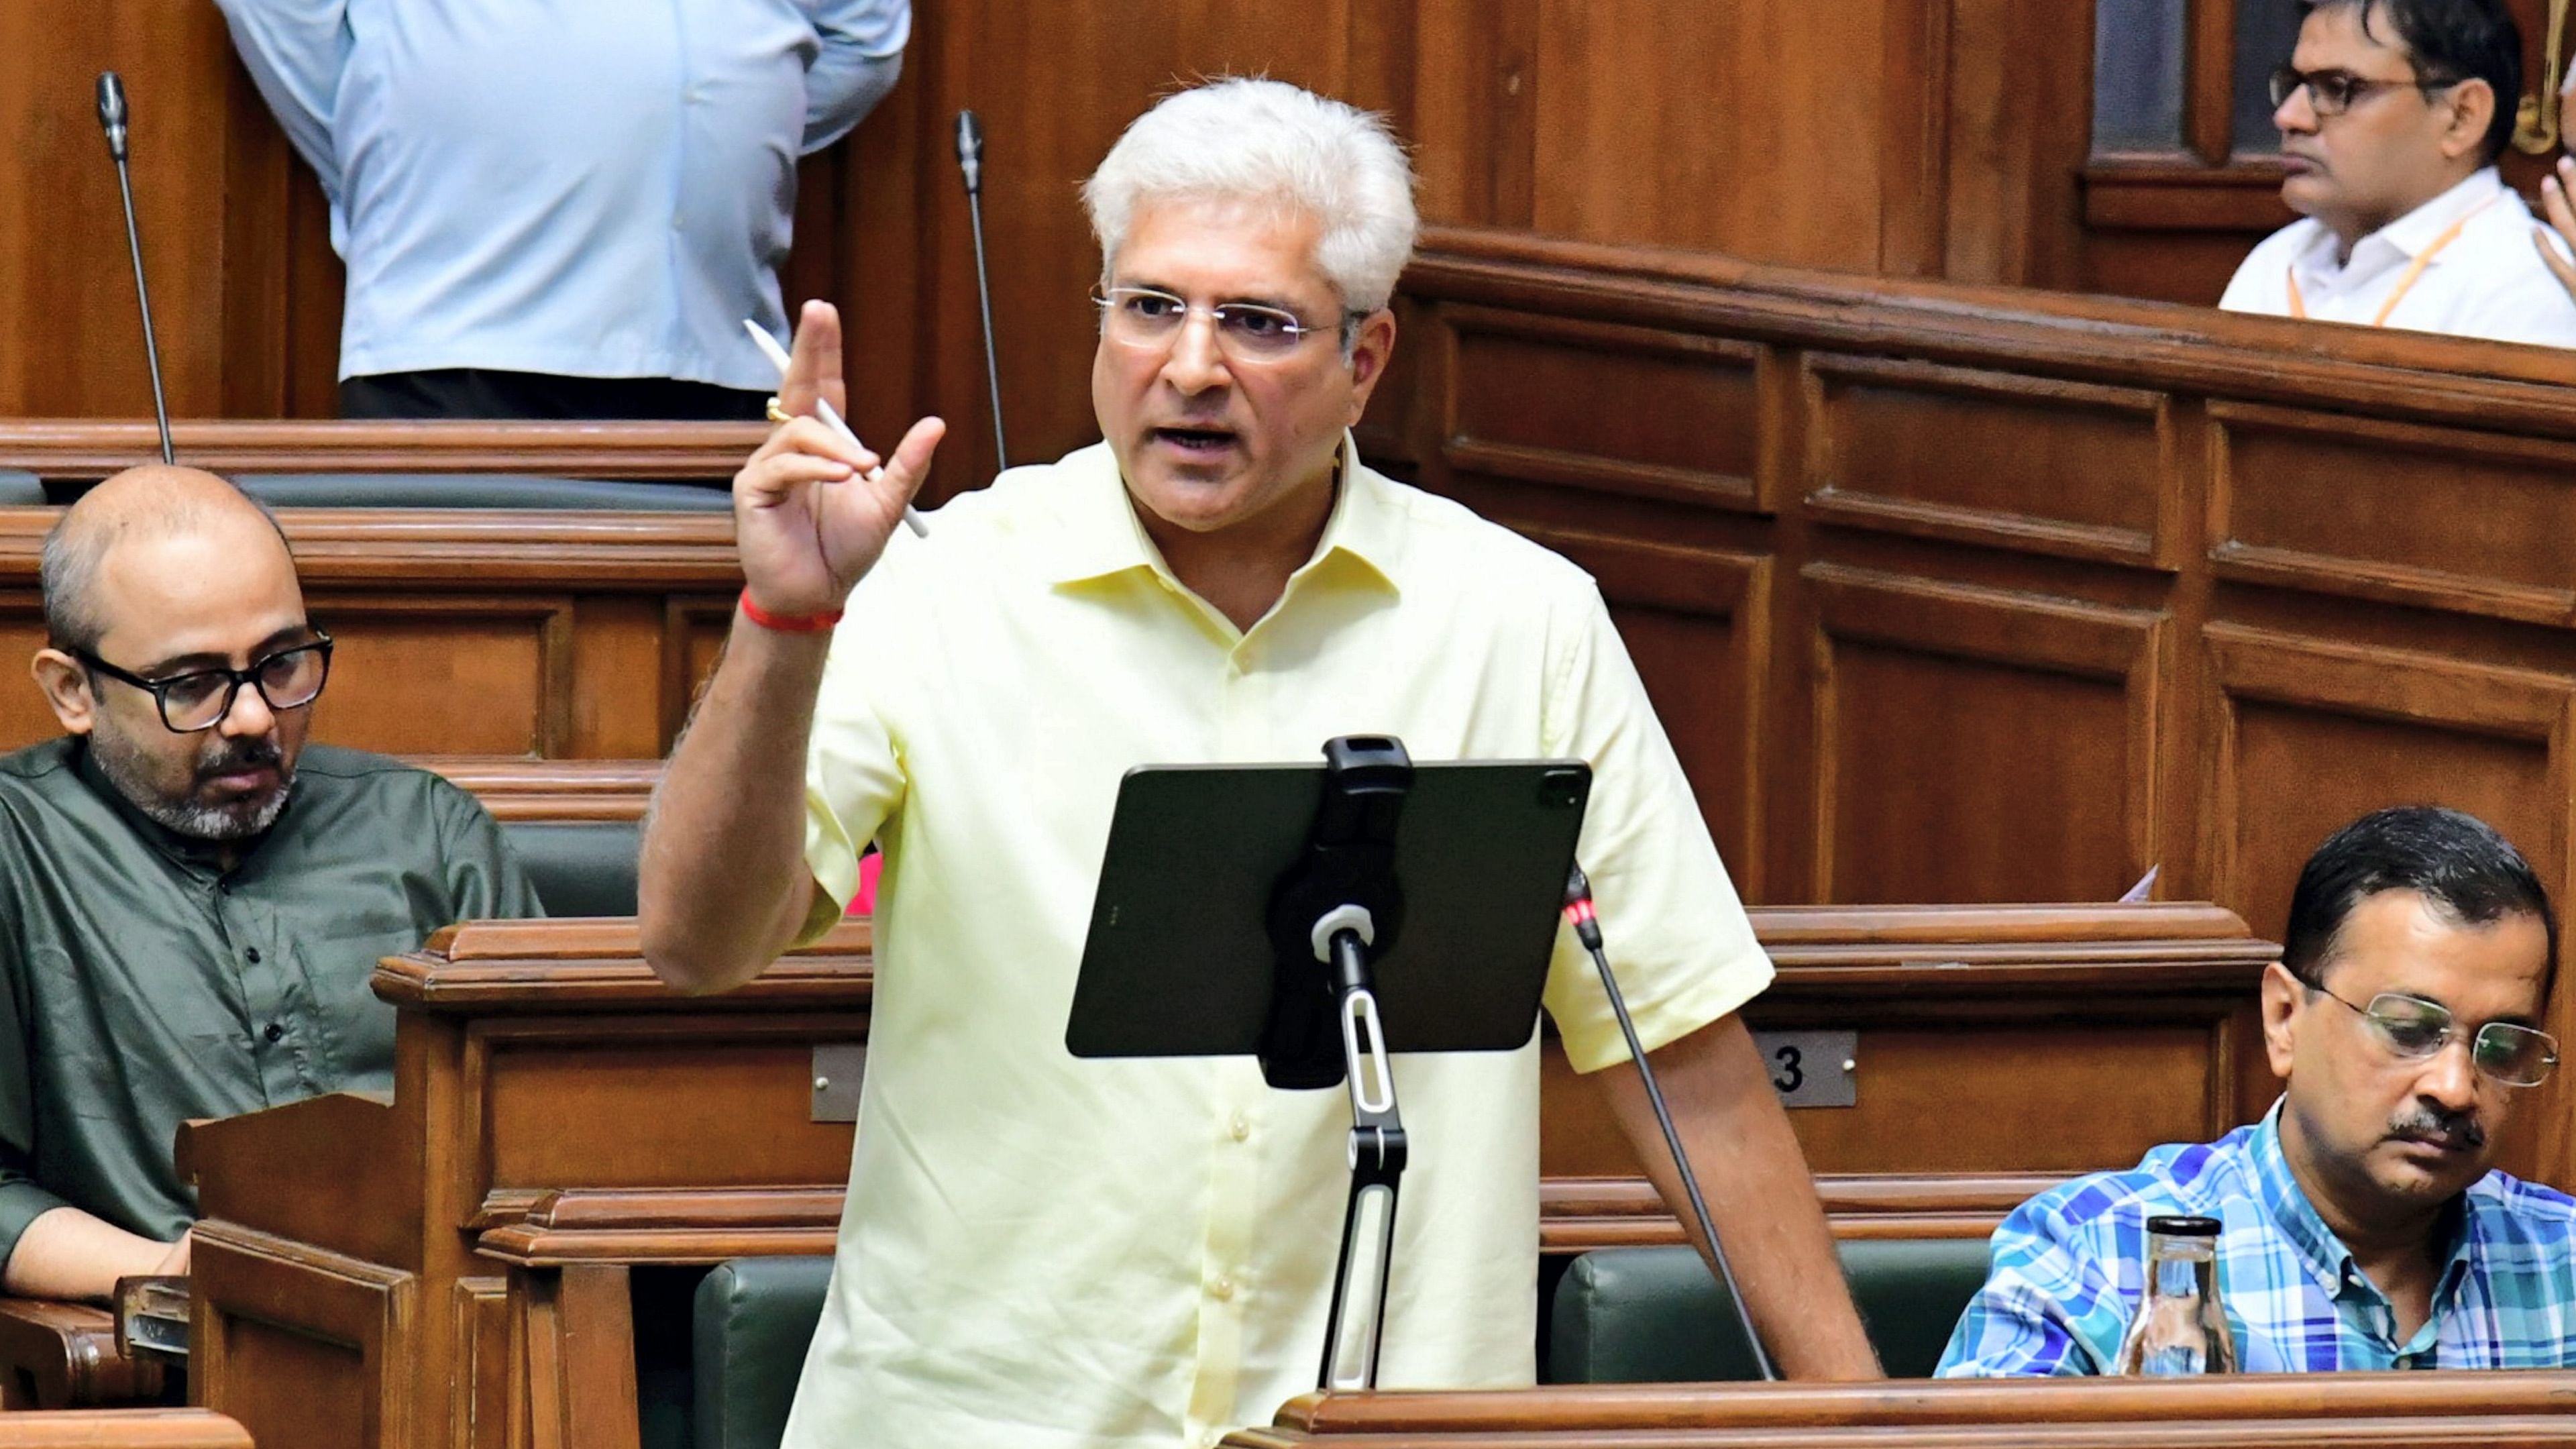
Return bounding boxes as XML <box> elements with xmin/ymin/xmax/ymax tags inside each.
<box><xmin>765</xmin><ymin>396</ymin><xmax>794</xmax><ymax>427</ymax></box>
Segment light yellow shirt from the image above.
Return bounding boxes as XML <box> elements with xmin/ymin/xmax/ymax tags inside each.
<box><xmin>790</xmin><ymin>436</ymin><xmax>1771</xmax><ymax>1449</ymax></box>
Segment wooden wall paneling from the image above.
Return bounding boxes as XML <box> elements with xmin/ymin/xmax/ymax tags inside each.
<box><xmin>1805</xmin><ymin>564</ymin><xmax>2167</xmax><ymax>905</ymax></box>
<box><xmin>1406</xmin><ymin>0</ymin><xmax>1536</xmax><ymax>231</ymax></box>
<box><xmin>1799</xmin><ymin>353</ymin><xmax>2182</xmax><ymax>568</ymax></box>
<box><xmin>303</xmin><ymin>594</ymin><xmax>577</xmax><ymax>759</ymax></box>
<box><xmin>1526</xmin><ymin>0</ymin><xmax>1741</xmax><ymax>256</ymax></box>
<box><xmin>1879</xmin><ymin>0</ymin><xmax>1956</xmax><ymax>279</ymax></box>
<box><xmin>190</xmin><ymin>1224</ymin><xmax>416</xmax><ymax>1449</ymax></box>
<box><xmin>1438</xmin><ymin>306</ymin><xmax>1766</xmax><ymax>513</ymax></box>
<box><xmin>0</xmin><ymin>5</ymin><xmax>242</xmax><ymax>420</ymax></box>
<box><xmin>1939</xmin><ymin>0</ymin><xmax>2095</xmax><ymax>288</ymax></box>
<box><xmin>1518</xmin><ymin>528</ymin><xmax>1770</xmax><ymax>892</ymax></box>
<box><xmin>2200</xmin><ymin>625</ymin><xmax>2576</xmax><ymax>1184</ymax></box>
<box><xmin>2209</xmin><ymin>401</ymin><xmax>2576</xmax><ymax>628</ymax></box>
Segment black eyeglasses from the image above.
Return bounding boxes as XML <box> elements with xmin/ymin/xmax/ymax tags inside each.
<box><xmin>2269</xmin><ymin>64</ymin><xmax>2457</xmax><ymax>119</ymax></box>
<box><xmin>2308</xmin><ymin>983</ymin><xmax>2559</xmax><ymax>1087</ymax></box>
<box><xmin>74</xmin><ymin>632</ymin><xmax>335</xmax><ymax>734</ymax></box>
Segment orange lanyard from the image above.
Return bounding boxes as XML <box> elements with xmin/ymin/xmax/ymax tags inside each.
<box><xmin>2286</xmin><ymin>195</ymin><xmax>2502</xmax><ymax>326</ymax></box>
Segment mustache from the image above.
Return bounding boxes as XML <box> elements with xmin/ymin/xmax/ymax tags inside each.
<box><xmin>2388</xmin><ymin>1104</ymin><xmax>2485</xmax><ymax>1150</ymax></box>
<box><xmin>195</xmin><ymin>735</ymin><xmax>282</xmax><ymax>780</ymax></box>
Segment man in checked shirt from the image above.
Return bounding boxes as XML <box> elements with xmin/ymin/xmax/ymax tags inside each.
<box><xmin>1941</xmin><ymin>806</ymin><xmax>2576</xmax><ymax>1374</ymax></box>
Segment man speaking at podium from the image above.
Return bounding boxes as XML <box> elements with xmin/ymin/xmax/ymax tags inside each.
<box><xmin>642</xmin><ymin>78</ymin><xmax>1876</xmax><ymax>1447</ymax></box>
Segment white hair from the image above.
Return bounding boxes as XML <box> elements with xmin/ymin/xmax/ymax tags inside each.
<box><xmin>1083</xmin><ymin>78</ymin><xmax>1419</xmax><ymax>314</ymax></box>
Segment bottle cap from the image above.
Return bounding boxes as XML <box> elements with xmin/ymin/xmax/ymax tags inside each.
<box><xmin>2145</xmin><ymin>1214</ymin><xmax>2221</xmax><ymax>1236</ymax></box>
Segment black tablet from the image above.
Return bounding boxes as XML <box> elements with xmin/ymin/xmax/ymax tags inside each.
<box><xmin>1066</xmin><ymin>757</ymin><xmax>1592</xmax><ymax>1061</ymax></box>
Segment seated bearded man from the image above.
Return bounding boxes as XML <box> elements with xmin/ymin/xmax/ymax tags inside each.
<box><xmin>0</xmin><ymin>467</ymin><xmax>541</xmax><ymax>1301</ymax></box>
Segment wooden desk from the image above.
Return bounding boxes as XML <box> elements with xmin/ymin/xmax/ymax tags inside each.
<box><xmin>1238</xmin><ymin>1373</ymin><xmax>2576</xmax><ymax>1447</ymax></box>
<box><xmin>1547</xmin><ymin>902</ymin><xmax>2273</xmax><ymax>1244</ymax></box>
<box><xmin>175</xmin><ymin>920</ymin><xmax>869</xmax><ymax>1449</ymax></box>
<box><xmin>0</xmin><ymin>420</ymin><xmax>761</xmax><ymax>484</ymax></box>
<box><xmin>162</xmin><ymin>903</ymin><xmax>2266</xmax><ymax>1449</ymax></box>
<box><xmin>0</xmin><ymin>1413</ymin><xmax>253</xmax><ymax>1448</ymax></box>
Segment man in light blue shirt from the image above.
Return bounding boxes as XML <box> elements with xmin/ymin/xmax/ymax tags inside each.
<box><xmin>1939</xmin><ymin>806</ymin><xmax>2576</xmax><ymax>1375</ymax></box>
<box><xmin>216</xmin><ymin>0</ymin><xmax>908</xmax><ymax>421</ymax></box>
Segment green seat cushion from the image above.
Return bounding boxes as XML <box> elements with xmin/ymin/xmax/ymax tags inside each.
<box><xmin>1548</xmin><ymin>1238</ymin><xmax>1992</xmax><ymax>1383</ymax></box>
<box><xmin>693</xmin><ymin>1256</ymin><xmax>836</xmax><ymax>1449</ymax></box>
<box><xmin>502</xmin><ymin>820</ymin><xmax>640</xmax><ymax>917</ymax></box>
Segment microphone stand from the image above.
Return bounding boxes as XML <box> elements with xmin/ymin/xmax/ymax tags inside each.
<box><xmin>954</xmin><ymin>111</ymin><xmax>1008</xmax><ymax>470</ymax></box>
<box><xmin>1564</xmin><ymin>865</ymin><xmax>1778</xmax><ymax>1381</ymax></box>
<box><xmin>96</xmin><ymin>72</ymin><xmax>174</xmax><ymax>466</ymax></box>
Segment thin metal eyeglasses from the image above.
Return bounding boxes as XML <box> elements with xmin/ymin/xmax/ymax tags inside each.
<box><xmin>1092</xmin><ymin>286</ymin><xmax>1360</xmax><ymax>361</ymax></box>
<box><xmin>2308</xmin><ymin>983</ymin><xmax>2559</xmax><ymax>1087</ymax></box>
<box><xmin>74</xmin><ymin>632</ymin><xmax>335</xmax><ymax>734</ymax></box>
<box><xmin>2268</xmin><ymin>64</ymin><xmax>2457</xmax><ymax>119</ymax></box>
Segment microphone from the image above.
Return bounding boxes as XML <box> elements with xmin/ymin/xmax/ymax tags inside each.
<box><xmin>95</xmin><ymin>72</ymin><xmax>174</xmax><ymax>467</ymax></box>
<box><xmin>954</xmin><ymin>110</ymin><xmax>1008</xmax><ymax>470</ymax></box>
<box><xmin>1564</xmin><ymin>864</ymin><xmax>1779</xmax><ymax>1381</ymax></box>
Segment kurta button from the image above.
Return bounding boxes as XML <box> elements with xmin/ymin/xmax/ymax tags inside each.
<box><xmin>1228</xmin><ymin>1114</ymin><xmax>1250</xmax><ymax>1142</ymax></box>
<box><xmin>262</xmin><ymin>1023</ymin><xmax>284</xmax><ymax>1044</ymax></box>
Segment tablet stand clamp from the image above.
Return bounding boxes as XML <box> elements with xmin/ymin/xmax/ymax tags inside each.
<box><xmin>1263</xmin><ymin>735</ymin><xmax>1413</xmax><ymax>1391</ymax></box>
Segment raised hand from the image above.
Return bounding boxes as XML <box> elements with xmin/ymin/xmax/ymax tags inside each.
<box><xmin>735</xmin><ymin>301</ymin><xmax>946</xmax><ymax>618</ymax></box>
<box><xmin>2534</xmin><ymin>160</ymin><xmax>2576</xmax><ymax>305</ymax></box>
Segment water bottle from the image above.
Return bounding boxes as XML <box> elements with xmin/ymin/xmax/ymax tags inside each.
<box><xmin>2114</xmin><ymin>1214</ymin><xmax>2238</xmax><ymax>1375</ymax></box>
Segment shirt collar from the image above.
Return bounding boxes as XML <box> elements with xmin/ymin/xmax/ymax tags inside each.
<box><xmin>2248</xmin><ymin>1100</ymin><xmax>2477</xmax><ymax>1302</ymax></box>
<box><xmin>2306</xmin><ymin>167</ymin><xmax>2504</xmax><ymax>274</ymax></box>
<box><xmin>1045</xmin><ymin>431</ymin><xmax>1403</xmax><ymax>597</ymax></box>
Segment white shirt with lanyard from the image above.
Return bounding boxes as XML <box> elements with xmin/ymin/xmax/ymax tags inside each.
<box><xmin>2219</xmin><ymin>166</ymin><xmax>2576</xmax><ymax>348</ymax></box>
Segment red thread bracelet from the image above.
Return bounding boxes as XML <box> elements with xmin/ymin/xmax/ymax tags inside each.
<box><xmin>738</xmin><ymin>588</ymin><xmax>844</xmax><ymax>634</ymax></box>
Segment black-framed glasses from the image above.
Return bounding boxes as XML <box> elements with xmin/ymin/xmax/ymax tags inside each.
<box><xmin>74</xmin><ymin>631</ymin><xmax>334</xmax><ymax>734</ymax></box>
<box><xmin>1091</xmin><ymin>286</ymin><xmax>1360</xmax><ymax>361</ymax></box>
<box><xmin>2268</xmin><ymin>64</ymin><xmax>2456</xmax><ymax>119</ymax></box>
<box><xmin>2308</xmin><ymin>983</ymin><xmax>2559</xmax><ymax>1087</ymax></box>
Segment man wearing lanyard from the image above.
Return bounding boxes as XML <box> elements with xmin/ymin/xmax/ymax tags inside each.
<box><xmin>2219</xmin><ymin>0</ymin><xmax>2576</xmax><ymax>347</ymax></box>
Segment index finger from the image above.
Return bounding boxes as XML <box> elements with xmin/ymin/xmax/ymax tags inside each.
<box><xmin>780</xmin><ymin>300</ymin><xmax>849</xmax><ymax>421</ymax></box>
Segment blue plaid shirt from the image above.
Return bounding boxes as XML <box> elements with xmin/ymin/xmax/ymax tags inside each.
<box><xmin>1937</xmin><ymin>1105</ymin><xmax>2576</xmax><ymax>1375</ymax></box>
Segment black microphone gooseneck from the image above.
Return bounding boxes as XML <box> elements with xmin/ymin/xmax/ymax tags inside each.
<box><xmin>96</xmin><ymin>72</ymin><xmax>174</xmax><ymax>467</ymax></box>
<box><xmin>954</xmin><ymin>110</ymin><xmax>1008</xmax><ymax>470</ymax></box>
<box><xmin>1564</xmin><ymin>864</ymin><xmax>1779</xmax><ymax>1381</ymax></box>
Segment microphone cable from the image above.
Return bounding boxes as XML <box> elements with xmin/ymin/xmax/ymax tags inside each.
<box><xmin>1564</xmin><ymin>863</ymin><xmax>1779</xmax><ymax>1381</ymax></box>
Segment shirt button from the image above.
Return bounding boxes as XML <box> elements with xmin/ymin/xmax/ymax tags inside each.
<box><xmin>245</xmin><ymin>948</ymin><xmax>262</xmax><ymax>964</ymax></box>
<box><xmin>262</xmin><ymin>1024</ymin><xmax>284</xmax><ymax>1044</ymax></box>
<box><xmin>1210</xmin><ymin>1277</ymin><xmax>1236</xmax><ymax>1302</ymax></box>
<box><xmin>1228</xmin><ymin>1114</ymin><xmax>1250</xmax><ymax>1142</ymax></box>
<box><xmin>672</xmin><ymin>214</ymin><xmax>686</xmax><ymax>231</ymax></box>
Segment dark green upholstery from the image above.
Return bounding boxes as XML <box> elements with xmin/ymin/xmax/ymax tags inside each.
<box><xmin>693</xmin><ymin>1256</ymin><xmax>835</xmax><ymax>1449</ymax></box>
<box><xmin>1548</xmin><ymin>1238</ymin><xmax>1992</xmax><ymax>1383</ymax></box>
<box><xmin>0</xmin><ymin>471</ymin><xmax>42</xmax><ymax>506</ymax></box>
<box><xmin>232</xmin><ymin>472</ymin><xmax>731</xmax><ymax>511</ymax></box>
<box><xmin>499</xmin><ymin>820</ymin><xmax>641</xmax><ymax>917</ymax></box>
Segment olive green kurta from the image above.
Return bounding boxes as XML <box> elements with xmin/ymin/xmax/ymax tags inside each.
<box><xmin>0</xmin><ymin>738</ymin><xmax>541</xmax><ymax>1265</ymax></box>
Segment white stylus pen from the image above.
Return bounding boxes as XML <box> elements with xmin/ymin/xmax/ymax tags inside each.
<box><xmin>744</xmin><ymin>319</ymin><xmax>929</xmax><ymax>539</ymax></box>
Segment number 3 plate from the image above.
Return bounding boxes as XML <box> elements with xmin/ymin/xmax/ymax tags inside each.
<box><xmin>1750</xmin><ymin>1030</ymin><xmax>1858</xmax><ymax>1109</ymax></box>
